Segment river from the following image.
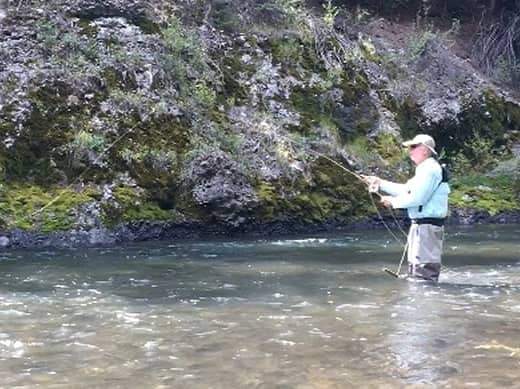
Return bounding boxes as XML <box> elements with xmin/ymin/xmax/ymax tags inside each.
<box><xmin>0</xmin><ymin>225</ymin><xmax>519</xmax><ymax>388</ymax></box>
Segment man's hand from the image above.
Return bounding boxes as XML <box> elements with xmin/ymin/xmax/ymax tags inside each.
<box><xmin>361</xmin><ymin>175</ymin><xmax>380</xmax><ymax>186</ymax></box>
<box><xmin>362</xmin><ymin>175</ymin><xmax>381</xmax><ymax>193</ymax></box>
<box><xmin>380</xmin><ymin>196</ymin><xmax>393</xmax><ymax>208</ymax></box>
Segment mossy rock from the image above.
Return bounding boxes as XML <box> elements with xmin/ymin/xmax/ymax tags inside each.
<box><xmin>111</xmin><ymin>116</ymin><xmax>191</xmax><ymax>202</ymax></box>
<box><xmin>220</xmin><ymin>54</ymin><xmax>253</xmax><ymax>103</ymax></box>
<box><xmin>288</xmin><ymin>67</ymin><xmax>377</xmax><ymax>141</ymax></box>
<box><xmin>435</xmin><ymin>90</ymin><xmax>520</xmax><ymax>158</ymax></box>
<box><xmin>2</xmin><ymin>83</ymin><xmax>88</xmax><ymax>184</ymax></box>
<box><xmin>0</xmin><ymin>184</ymin><xmax>99</xmax><ymax>232</ymax></box>
<box><xmin>255</xmin><ymin>157</ymin><xmax>374</xmax><ymax>223</ymax></box>
<box><xmin>288</xmin><ymin>86</ymin><xmax>324</xmax><ymax>134</ymax></box>
<box><xmin>101</xmin><ymin>186</ymin><xmax>174</xmax><ymax>225</ymax></box>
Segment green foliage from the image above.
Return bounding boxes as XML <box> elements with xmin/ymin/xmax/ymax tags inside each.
<box><xmin>381</xmin><ymin>19</ymin><xmax>459</xmax><ymax>74</ymax></box>
<box><xmin>347</xmin><ymin>136</ymin><xmax>372</xmax><ymax>162</ymax></box>
<box><xmin>35</xmin><ymin>19</ymin><xmax>100</xmax><ymax>63</ymax></box>
<box><xmin>36</xmin><ymin>19</ymin><xmax>60</xmax><ymax>53</ymax></box>
<box><xmin>435</xmin><ymin>91</ymin><xmax>520</xmax><ymax>173</ymax></box>
<box><xmin>449</xmin><ymin>135</ymin><xmax>501</xmax><ymax>175</ymax></box>
<box><xmin>407</xmin><ymin>28</ymin><xmax>436</xmax><ymax>59</ymax></box>
<box><xmin>490</xmin><ymin>156</ymin><xmax>520</xmax><ymax>179</ymax></box>
<box><xmin>359</xmin><ymin>38</ymin><xmax>380</xmax><ymax>63</ymax></box>
<box><xmin>374</xmin><ymin>132</ymin><xmax>405</xmax><ymax>163</ymax></box>
<box><xmin>108</xmin><ymin>47</ymin><xmax>146</xmax><ymax>70</ymax></box>
<box><xmin>72</xmin><ymin>130</ymin><xmax>106</xmax><ymax>153</ymax></box>
<box><xmin>193</xmin><ymin>80</ymin><xmax>217</xmax><ymax>111</ymax></box>
<box><xmin>4</xmin><ymin>83</ymin><xmax>91</xmax><ymax>184</ymax></box>
<box><xmin>322</xmin><ymin>0</ymin><xmax>340</xmax><ymax>29</ymax></box>
<box><xmin>288</xmin><ymin>63</ymin><xmax>375</xmax><ymax>141</ymax></box>
<box><xmin>257</xmin><ymin>0</ymin><xmax>312</xmax><ymax>38</ymax></box>
<box><xmin>160</xmin><ymin>17</ymin><xmax>214</xmax><ymax>91</ymax></box>
<box><xmin>276</xmin><ymin>0</ymin><xmax>306</xmax><ymax>23</ymax></box>
<box><xmin>317</xmin><ymin>65</ymin><xmax>344</xmax><ymax>91</ymax></box>
<box><xmin>159</xmin><ymin>17</ymin><xmax>218</xmax><ymax>118</ymax></box>
<box><xmin>119</xmin><ymin>146</ymin><xmax>177</xmax><ymax>173</ymax></box>
<box><xmin>210</xmin><ymin>0</ymin><xmax>244</xmax><ymax>32</ymax></box>
<box><xmin>450</xmin><ymin>174</ymin><xmax>520</xmax><ymax>215</ymax></box>
<box><xmin>271</xmin><ymin>38</ymin><xmax>305</xmax><ymax>67</ymax></box>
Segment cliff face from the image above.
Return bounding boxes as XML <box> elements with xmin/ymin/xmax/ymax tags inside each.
<box><xmin>0</xmin><ymin>0</ymin><xmax>518</xmax><ymax>247</ymax></box>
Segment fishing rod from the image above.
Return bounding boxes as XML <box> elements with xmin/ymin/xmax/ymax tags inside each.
<box><xmin>19</xmin><ymin>124</ymin><xmax>409</xmax><ymax>277</ymax></box>
<box><xmin>280</xmin><ymin>135</ymin><xmax>410</xmax><ymax>278</ymax></box>
<box><xmin>281</xmin><ymin>136</ymin><xmax>408</xmax><ymax>240</ymax></box>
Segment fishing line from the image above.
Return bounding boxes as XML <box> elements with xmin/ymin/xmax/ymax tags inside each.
<box><xmin>281</xmin><ymin>135</ymin><xmax>408</xmax><ymax>244</ymax></box>
<box><xmin>309</xmin><ymin>150</ymin><xmax>406</xmax><ymax>245</ymax></box>
<box><xmin>25</xmin><ymin>126</ymin><xmax>136</xmax><ymax>222</ymax></box>
<box><xmin>20</xmin><ymin>124</ymin><xmax>409</xmax><ymax>275</ymax></box>
<box><xmin>280</xmin><ymin>135</ymin><xmax>411</xmax><ymax>278</ymax></box>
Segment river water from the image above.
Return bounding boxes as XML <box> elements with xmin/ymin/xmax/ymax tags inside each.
<box><xmin>0</xmin><ymin>225</ymin><xmax>519</xmax><ymax>388</ymax></box>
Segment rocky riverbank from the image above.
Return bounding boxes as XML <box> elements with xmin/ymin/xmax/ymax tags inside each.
<box><xmin>0</xmin><ymin>1</ymin><xmax>518</xmax><ymax>247</ymax></box>
<box><xmin>1</xmin><ymin>208</ymin><xmax>519</xmax><ymax>249</ymax></box>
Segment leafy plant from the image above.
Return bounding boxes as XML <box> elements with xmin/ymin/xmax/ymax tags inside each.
<box><xmin>323</xmin><ymin>0</ymin><xmax>339</xmax><ymax>29</ymax></box>
<box><xmin>73</xmin><ymin>130</ymin><xmax>105</xmax><ymax>152</ymax></box>
<box><xmin>408</xmin><ymin>28</ymin><xmax>436</xmax><ymax>59</ymax></box>
<box><xmin>160</xmin><ymin>17</ymin><xmax>214</xmax><ymax>91</ymax></box>
<box><xmin>35</xmin><ymin>20</ymin><xmax>60</xmax><ymax>53</ymax></box>
<box><xmin>449</xmin><ymin>135</ymin><xmax>501</xmax><ymax>175</ymax></box>
<box><xmin>193</xmin><ymin>80</ymin><xmax>217</xmax><ymax>111</ymax></box>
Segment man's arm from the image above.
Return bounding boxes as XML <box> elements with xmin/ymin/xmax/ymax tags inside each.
<box><xmin>384</xmin><ymin>168</ymin><xmax>441</xmax><ymax>209</ymax></box>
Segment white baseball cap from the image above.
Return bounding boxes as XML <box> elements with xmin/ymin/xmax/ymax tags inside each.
<box><xmin>402</xmin><ymin>134</ymin><xmax>437</xmax><ymax>155</ymax></box>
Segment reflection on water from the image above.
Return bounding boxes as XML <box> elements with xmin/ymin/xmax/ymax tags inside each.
<box><xmin>0</xmin><ymin>225</ymin><xmax>519</xmax><ymax>388</ymax></box>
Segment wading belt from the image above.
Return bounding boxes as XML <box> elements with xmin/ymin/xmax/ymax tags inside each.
<box><xmin>411</xmin><ymin>218</ymin><xmax>445</xmax><ymax>226</ymax></box>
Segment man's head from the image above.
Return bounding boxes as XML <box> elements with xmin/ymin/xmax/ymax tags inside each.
<box><xmin>402</xmin><ymin>134</ymin><xmax>437</xmax><ymax>165</ymax></box>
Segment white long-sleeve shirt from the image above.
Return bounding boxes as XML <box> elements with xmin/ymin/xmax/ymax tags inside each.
<box><xmin>379</xmin><ymin>158</ymin><xmax>450</xmax><ymax>219</ymax></box>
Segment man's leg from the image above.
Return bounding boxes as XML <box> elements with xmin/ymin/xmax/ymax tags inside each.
<box><xmin>407</xmin><ymin>224</ymin><xmax>444</xmax><ymax>281</ymax></box>
<box><xmin>408</xmin><ymin>263</ymin><xmax>441</xmax><ymax>282</ymax></box>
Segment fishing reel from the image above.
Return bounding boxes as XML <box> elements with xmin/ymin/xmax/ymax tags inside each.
<box><xmin>368</xmin><ymin>183</ymin><xmax>379</xmax><ymax>193</ymax></box>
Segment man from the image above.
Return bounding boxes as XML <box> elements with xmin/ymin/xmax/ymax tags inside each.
<box><xmin>365</xmin><ymin>134</ymin><xmax>450</xmax><ymax>281</ymax></box>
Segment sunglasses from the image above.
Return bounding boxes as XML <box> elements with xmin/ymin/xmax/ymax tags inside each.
<box><xmin>409</xmin><ymin>144</ymin><xmax>421</xmax><ymax>150</ymax></box>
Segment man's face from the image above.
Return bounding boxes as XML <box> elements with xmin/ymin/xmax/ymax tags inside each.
<box><xmin>408</xmin><ymin>144</ymin><xmax>430</xmax><ymax>165</ymax></box>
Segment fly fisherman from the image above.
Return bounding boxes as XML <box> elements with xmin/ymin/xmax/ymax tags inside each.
<box><xmin>364</xmin><ymin>134</ymin><xmax>450</xmax><ymax>282</ymax></box>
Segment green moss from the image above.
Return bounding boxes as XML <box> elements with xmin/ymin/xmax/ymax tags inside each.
<box><xmin>392</xmin><ymin>89</ymin><xmax>520</xmax><ymax>172</ymax></box>
<box><xmin>134</xmin><ymin>17</ymin><xmax>161</xmax><ymax>35</ymax></box>
<box><xmin>113</xmin><ymin>117</ymin><xmax>190</xmax><ymax>201</ymax></box>
<box><xmin>102</xmin><ymin>67</ymin><xmax>137</xmax><ymax>90</ymax></box>
<box><xmin>271</xmin><ymin>37</ymin><xmax>305</xmax><ymax>68</ymax></box>
<box><xmin>3</xmin><ymin>84</ymin><xmax>73</xmax><ymax>182</ymax></box>
<box><xmin>359</xmin><ymin>38</ymin><xmax>381</xmax><ymax>63</ymax></box>
<box><xmin>101</xmin><ymin>186</ymin><xmax>175</xmax><ymax>225</ymax></box>
<box><xmin>450</xmin><ymin>175</ymin><xmax>520</xmax><ymax>215</ymax></box>
<box><xmin>1</xmin><ymin>81</ymin><xmax>109</xmax><ymax>184</ymax></box>
<box><xmin>122</xmin><ymin>203</ymin><xmax>173</xmax><ymax>222</ymax></box>
<box><xmin>287</xmin><ymin>65</ymin><xmax>375</xmax><ymax>139</ymax></box>
<box><xmin>220</xmin><ymin>55</ymin><xmax>252</xmax><ymax>103</ymax></box>
<box><xmin>392</xmin><ymin>96</ymin><xmax>422</xmax><ymax>140</ymax></box>
<box><xmin>211</xmin><ymin>1</ymin><xmax>243</xmax><ymax>33</ymax></box>
<box><xmin>256</xmin><ymin>157</ymin><xmax>374</xmax><ymax>223</ymax></box>
<box><xmin>77</xmin><ymin>19</ymin><xmax>98</xmax><ymax>38</ymax></box>
<box><xmin>0</xmin><ymin>184</ymin><xmax>98</xmax><ymax>232</ymax></box>
<box><xmin>288</xmin><ymin>86</ymin><xmax>324</xmax><ymax>133</ymax></box>
<box><xmin>333</xmin><ymin>70</ymin><xmax>377</xmax><ymax>141</ymax></box>
<box><xmin>374</xmin><ymin>132</ymin><xmax>406</xmax><ymax>165</ymax></box>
